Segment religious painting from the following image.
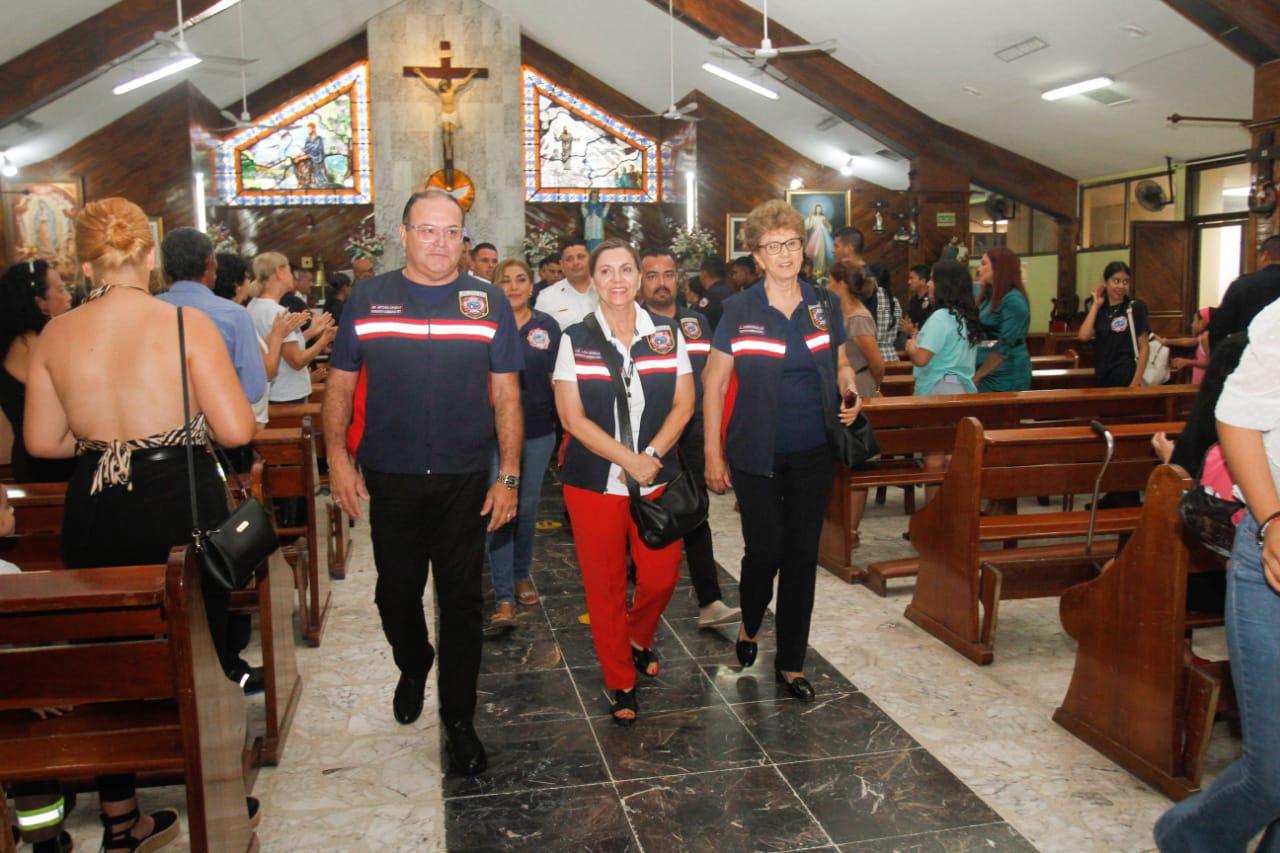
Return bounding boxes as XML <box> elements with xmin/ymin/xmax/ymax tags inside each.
<box><xmin>661</xmin><ymin>122</ymin><xmax>697</xmax><ymax>204</ymax></box>
<box><xmin>215</xmin><ymin>61</ymin><xmax>372</xmax><ymax>206</ymax></box>
<box><xmin>521</xmin><ymin>66</ymin><xmax>659</xmax><ymax>203</ymax></box>
<box><xmin>785</xmin><ymin>189</ymin><xmax>850</xmax><ymax>280</ymax></box>
<box><xmin>726</xmin><ymin>213</ymin><xmax>750</xmax><ymax>259</ymax></box>
<box><xmin>2</xmin><ymin>178</ymin><xmax>83</xmax><ymax>280</ymax></box>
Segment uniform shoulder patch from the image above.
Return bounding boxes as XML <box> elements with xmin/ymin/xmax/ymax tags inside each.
<box><xmin>647</xmin><ymin>328</ymin><xmax>675</xmax><ymax>355</ymax></box>
<box><xmin>808</xmin><ymin>304</ymin><xmax>828</xmax><ymax>331</ymax></box>
<box><xmin>458</xmin><ymin>289</ymin><xmax>490</xmax><ymax>319</ymax></box>
<box><xmin>680</xmin><ymin>317</ymin><xmax>703</xmax><ymax>340</ymax></box>
<box><xmin>1110</xmin><ymin>315</ymin><xmax>1129</xmax><ymax>333</ymax></box>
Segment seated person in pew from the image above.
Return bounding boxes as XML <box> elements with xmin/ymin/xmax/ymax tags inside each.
<box><xmin>18</xmin><ymin>198</ymin><xmax>258</xmax><ymax>853</ymax></box>
<box><xmin>1154</xmin><ymin>298</ymin><xmax>1280</xmax><ymax>852</ymax></box>
<box><xmin>905</xmin><ymin>260</ymin><xmax>980</xmax><ymax>501</ymax></box>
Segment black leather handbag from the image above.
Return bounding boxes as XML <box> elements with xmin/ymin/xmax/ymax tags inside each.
<box><xmin>1177</xmin><ymin>448</ymin><xmax>1245</xmax><ymax>559</ymax></box>
<box><xmin>178</xmin><ymin>308</ymin><xmax>278</xmax><ymax>592</ymax></box>
<box><xmin>815</xmin><ymin>288</ymin><xmax>880</xmax><ymax>469</ymax></box>
<box><xmin>586</xmin><ymin>314</ymin><xmax>708</xmax><ymax>550</ymax></box>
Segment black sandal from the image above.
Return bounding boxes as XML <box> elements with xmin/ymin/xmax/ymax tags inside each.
<box><xmin>631</xmin><ymin>646</ymin><xmax>660</xmax><ymax>677</ymax></box>
<box><xmin>610</xmin><ymin>688</ymin><xmax>638</xmax><ymax>726</ymax></box>
<box><xmin>100</xmin><ymin>807</ymin><xmax>179</xmax><ymax>852</ymax></box>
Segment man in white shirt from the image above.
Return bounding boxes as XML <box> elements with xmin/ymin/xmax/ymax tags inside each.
<box><xmin>535</xmin><ymin>238</ymin><xmax>598</xmax><ymax>330</ymax></box>
<box><xmin>246</xmin><ymin>252</ymin><xmax>336</xmax><ymax>404</ymax></box>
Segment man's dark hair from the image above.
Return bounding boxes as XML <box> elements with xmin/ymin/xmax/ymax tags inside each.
<box><xmin>213</xmin><ymin>253</ymin><xmax>247</xmax><ymax>301</ymax></box>
<box><xmin>473</xmin><ymin>242</ymin><xmax>497</xmax><ymax>255</ymax></box>
<box><xmin>537</xmin><ymin>252</ymin><xmax>561</xmax><ymax>268</ymax></box>
<box><xmin>561</xmin><ymin>237</ymin><xmax>589</xmax><ymax>253</ymax></box>
<box><xmin>161</xmin><ymin>227</ymin><xmax>214</xmax><ymax>283</ymax></box>
<box><xmin>640</xmin><ymin>246</ymin><xmax>677</xmax><ymax>265</ymax></box>
<box><xmin>401</xmin><ymin>189</ymin><xmax>465</xmax><ymax>224</ymax></box>
<box><xmin>329</xmin><ymin>272</ymin><xmax>352</xmax><ymax>290</ymax></box>
<box><xmin>699</xmin><ymin>256</ymin><xmax>726</xmax><ymax>278</ymax></box>
<box><xmin>731</xmin><ymin>256</ymin><xmax>756</xmax><ymax>275</ymax></box>
<box><xmin>833</xmin><ymin>226</ymin><xmax>865</xmax><ymax>254</ymax></box>
<box><xmin>1260</xmin><ymin>235</ymin><xmax>1280</xmax><ymax>262</ymax></box>
<box><xmin>910</xmin><ymin>263</ymin><xmax>932</xmax><ymax>280</ymax></box>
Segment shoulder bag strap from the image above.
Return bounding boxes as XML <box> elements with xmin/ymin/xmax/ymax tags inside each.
<box><xmin>814</xmin><ymin>288</ymin><xmax>842</xmax><ymax>427</ymax></box>
<box><xmin>177</xmin><ymin>308</ymin><xmax>203</xmax><ymax>548</ymax></box>
<box><xmin>1126</xmin><ymin>303</ymin><xmax>1138</xmax><ymax>358</ymax></box>
<box><xmin>584</xmin><ymin>314</ymin><xmax>642</xmax><ymax>502</ymax></box>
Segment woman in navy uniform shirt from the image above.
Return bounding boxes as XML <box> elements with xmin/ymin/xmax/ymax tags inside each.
<box><xmin>486</xmin><ymin>259</ymin><xmax>562</xmax><ymax>630</ymax></box>
<box><xmin>703</xmin><ymin>200</ymin><xmax>862</xmax><ymax>703</ymax></box>
<box><xmin>553</xmin><ymin>239</ymin><xmax>695</xmax><ymax>725</ymax></box>
<box><xmin>1079</xmin><ymin>261</ymin><xmax>1151</xmax><ymax>387</ymax></box>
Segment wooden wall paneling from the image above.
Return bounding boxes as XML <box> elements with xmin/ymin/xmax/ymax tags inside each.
<box><xmin>1247</xmin><ymin>63</ymin><xmax>1280</xmax><ymax>263</ymax></box>
<box><xmin>0</xmin><ymin>0</ymin><xmax>230</xmax><ymax>129</ymax></box>
<box><xmin>1130</xmin><ymin>221</ymin><xmax>1194</xmax><ymax>337</ymax></box>
<box><xmin>651</xmin><ymin>0</ymin><xmax>1078</xmax><ymax>219</ymax></box>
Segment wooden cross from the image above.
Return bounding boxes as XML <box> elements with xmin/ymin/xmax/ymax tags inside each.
<box><xmin>404</xmin><ymin>42</ymin><xmax>489</xmax><ymax>186</ymax></box>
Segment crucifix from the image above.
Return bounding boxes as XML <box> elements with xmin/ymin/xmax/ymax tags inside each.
<box><xmin>404</xmin><ymin>42</ymin><xmax>488</xmax><ymax>189</ymax></box>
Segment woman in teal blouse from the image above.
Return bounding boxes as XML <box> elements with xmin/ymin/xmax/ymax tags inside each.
<box><xmin>973</xmin><ymin>247</ymin><xmax>1032</xmax><ymax>392</ymax></box>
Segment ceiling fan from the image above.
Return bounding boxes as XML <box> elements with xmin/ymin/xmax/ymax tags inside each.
<box><xmin>624</xmin><ymin>0</ymin><xmax>701</xmax><ymax>122</ymax></box>
<box><xmin>211</xmin><ymin>1</ymin><xmax>284</xmax><ymax>133</ymax></box>
<box><xmin>710</xmin><ymin>0</ymin><xmax>836</xmax><ymax>66</ymax></box>
<box><xmin>140</xmin><ymin>0</ymin><xmax>259</xmax><ymax>72</ymax></box>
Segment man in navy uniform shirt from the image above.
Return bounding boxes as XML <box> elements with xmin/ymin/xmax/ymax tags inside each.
<box><xmin>322</xmin><ymin>189</ymin><xmax>524</xmax><ymax>776</ymax></box>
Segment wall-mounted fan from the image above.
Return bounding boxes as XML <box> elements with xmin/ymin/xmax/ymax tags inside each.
<box><xmin>1134</xmin><ymin>156</ymin><xmax>1176</xmax><ymax>212</ymax></box>
<box><xmin>1249</xmin><ymin>179</ymin><xmax>1277</xmax><ymax>216</ymax></box>
<box><xmin>710</xmin><ymin>0</ymin><xmax>836</xmax><ymax>66</ymax></box>
<box><xmin>983</xmin><ymin>194</ymin><xmax>1015</xmax><ymax>222</ymax></box>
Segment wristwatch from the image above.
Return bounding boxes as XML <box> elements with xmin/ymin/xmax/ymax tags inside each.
<box><xmin>497</xmin><ymin>473</ymin><xmax>520</xmax><ymax>490</ymax></box>
<box><xmin>1257</xmin><ymin>511</ymin><xmax>1280</xmax><ymax>546</ymax></box>
<box><xmin>643</xmin><ymin>446</ymin><xmax>659</xmax><ymax>459</ymax></box>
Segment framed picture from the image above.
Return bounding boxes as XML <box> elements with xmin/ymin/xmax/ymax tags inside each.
<box><xmin>971</xmin><ymin>231</ymin><xmax>1006</xmax><ymax>256</ymax></box>
<box><xmin>2</xmin><ymin>177</ymin><xmax>84</xmax><ymax>280</ymax></box>
<box><xmin>725</xmin><ymin>213</ymin><xmax>750</xmax><ymax>259</ymax></box>
<box><xmin>785</xmin><ymin>189</ymin><xmax>850</xmax><ymax>278</ymax></box>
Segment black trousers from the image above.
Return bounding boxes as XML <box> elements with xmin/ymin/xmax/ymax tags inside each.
<box><xmin>364</xmin><ymin>468</ymin><xmax>488</xmax><ymax>725</ymax></box>
<box><xmin>732</xmin><ymin>445</ymin><xmax>833</xmax><ymax>673</ymax></box>
<box><xmin>678</xmin><ymin>418</ymin><xmax>721</xmax><ymax>608</ymax></box>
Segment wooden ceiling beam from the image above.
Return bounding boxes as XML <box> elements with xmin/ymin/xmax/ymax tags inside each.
<box><xmin>0</xmin><ymin>0</ymin><xmax>228</xmax><ymax>131</ymax></box>
<box><xmin>651</xmin><ymin>0</ymin><xmax>1078</xmax><ymax>219</ymax></box>
<box><xmin>1160</xmin><ymin>0</ymin><xmax>1280</xmax><ymax>66</ymax></box>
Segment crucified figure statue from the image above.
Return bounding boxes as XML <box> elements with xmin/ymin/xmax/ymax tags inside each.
<box><xmin>414</xmin><ymin>67</ymin><xmax>480</xmax><ymax>167</ymax></box>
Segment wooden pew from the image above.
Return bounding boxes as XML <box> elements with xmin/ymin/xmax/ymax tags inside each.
<box><xmin>4</xmin><ymin>473</ymin><xmax>302</xmax><ymax>768</ymax></box>
<box><xmin>881</xmin><ymin>351</ymin><xmax>1080</xmax><ymax>376</ymax></box>
<box><xmin>266</xmin><ymin>403</ymin><xmax>348</xmax><ymax>581</ymax></box>
<box><xmin>0</xmin><ymin>547</ymin><xmax>258</xmax><ymax>852</ymax></box>
<box><xmin>254</xmin><ymin>421</ymin><xmax>331</xmax><ymax>646</ymax></box>
<box><xmin>1054</xmin><ymin>464</ymin><xmax>1228</xmax><ymax>800</ymax></box>
<box><xmin>818</xmin><ymin>385</ymin><xmax>1197</xmax><ymax>592</ymax></box>
<box><xmin>878</xmin><ymin>367</ymin><xmax>1096</xmax><ymax>396</ymax></box>
<box><xmin>904</xmin><ymin>418</ymin><xmax>1179</xmax><ymax>664</ymax></box>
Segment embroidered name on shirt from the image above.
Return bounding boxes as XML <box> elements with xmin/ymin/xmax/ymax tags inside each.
<box><xmin>369</xmin><ymin>303</ymin><xmax>404</xmax><ymax>316</ymax></box>
<box><xmin>738</xmin><ymin>323</ymin><xmax>766</xmax><ymax>336</ymax></box>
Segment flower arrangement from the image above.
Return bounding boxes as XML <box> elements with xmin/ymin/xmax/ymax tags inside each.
<box><xmin>523</xmin><ymin>223</ymin><xmax>562</xmax><ymax>264</ymax></box>
<box><xmin>205</xmin><ymin>223</ymin><xmax>238</xmax><ymax>255</ymax></box>
<box><xmin>669</xmin><ymin>223</ymin><xmax>717</xmax><ymax>264</ymax></box>
<box><xmin>346</xmin><ymin>223</ymin><xmax>386</xmax><ymax>264</ymax></box>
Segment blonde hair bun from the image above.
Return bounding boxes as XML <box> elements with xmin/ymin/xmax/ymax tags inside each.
<box><xmin>76</xmin><ymin>197</ymin><xmax>153</xmax><ymax>272</ymax></box>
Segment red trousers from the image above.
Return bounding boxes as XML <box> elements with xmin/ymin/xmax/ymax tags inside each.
<box><xmin>563</xmin><ymin>484</ymin><xmax>682</xmax><ymax>690</ymax></box>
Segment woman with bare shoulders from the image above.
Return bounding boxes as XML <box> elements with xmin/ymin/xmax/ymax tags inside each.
<box><xmin>20</xmin><ymin>197</ymin><xmax>255</xmax><ymax>853</ymax></box>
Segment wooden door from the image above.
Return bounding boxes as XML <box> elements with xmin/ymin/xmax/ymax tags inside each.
<box><xmin>1130</xmin><ymin>221</ymin><xmax>1193</xmax><ymax>337</ymax></box>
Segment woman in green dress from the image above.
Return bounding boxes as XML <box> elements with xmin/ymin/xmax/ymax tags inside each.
<box><xmin>972</xmin><ymin>247</ymin><xmax>1032</xmax><ymax>392</ymax></box>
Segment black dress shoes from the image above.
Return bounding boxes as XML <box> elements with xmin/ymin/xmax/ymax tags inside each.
<box><xmin>443</xmin><ymin>720</ymin><xmax>488</xmax><ymax>775</ymax></box>
<box><xmin>736</xmin><ymin>638</ymin><xmax>758</xmax><ymax>668</ymax></box>
<box><xmin>393</xmin><ymin>674</ymin><xmax>426</xmax><ymax>724</ymax></box>
<box><xmin>776</xmin><ymin>670</ymin><xmax>816</xmax><ymax>702</ymax></box>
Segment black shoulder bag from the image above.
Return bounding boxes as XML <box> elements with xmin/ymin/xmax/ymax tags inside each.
<box><xmin>815</xmin><ymin>287</ymin><xmax>880</xmax><ymax>469</ymax></box>
<box><xmin>584</xmin><ymin>313</ymin><xmax>707</xmax><ymax>550</ymax></box>
<box><xmin>178</xmin><ymin>307</ymin><xmax>279</xmax><ymax>592</ymax></box>
<box><xmin>1178</xmin><ymin>447</ymin><xmax>1245</xmax><ymax>559</ymax></box>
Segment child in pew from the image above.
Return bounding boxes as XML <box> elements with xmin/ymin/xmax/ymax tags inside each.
<box><xmin>905</xmin><ymin>261</ymin><xmax>981</xmax><ymax>502</ymax></box>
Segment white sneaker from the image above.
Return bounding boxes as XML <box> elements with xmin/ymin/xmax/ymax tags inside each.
<box><xmin>698</xmin><ymin>600</ymin><xmax>742</xmax><ymax>628</ymax></box>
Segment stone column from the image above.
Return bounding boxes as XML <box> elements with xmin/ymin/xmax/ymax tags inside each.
<box><xmin>368</xmin><ymin>0</ymin><xmax>524</xmax><ymax>271</ymax></box>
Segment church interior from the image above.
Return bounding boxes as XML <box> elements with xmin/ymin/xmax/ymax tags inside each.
<box><xmin>1</xmin><ymin>0</ymin><xmax>1279</xmax><ymax>851</ymax></box>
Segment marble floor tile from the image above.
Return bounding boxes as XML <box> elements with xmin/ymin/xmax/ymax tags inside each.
<box><xmin>443</xmin><ymin>717</ymin><xmax>609</xmax><ymax>798</ymax></box>
<box><xmin>477</xmin><ymin>622</ymin><xmax>565</xmax><ymax>674</ymax></box>
<box><xmin>445</xmin><ymin>783</ymin><xmax>637</xmax><ymax>851</ymax></box>
<box><xmin>592</xmin><ymin>704</ymin><xmax>769</xmax><ymax>781</ymax></box>
<box><xmin>571</xmin><ymin>656</ymin><xmax>727</xmax><ymax>718</ymax></box>
<box><xmin>779</xmin><ymin>750</ymin><xmax>1002</xmax><ymax>845</ymax></box>
<box><xmin>837</xmin><ymin>821</ymin><xmax>1037</xmax><ymax>852</ymax></box>
<box><xmin>556</xmin><ymin>619</ymin><xmax>689</xmax><ymax>670</ymax></box>
<box><xmin>703</xmin><ymin>650</ymin><xmax>857</xmax><ymax>705</ymax></box>
<box><xmin>667</xmin><ymin>612</ymin><xmax>777</xmax><ymax>660</ymax></box>
<box><xmin>735</xmin><ymin>692</ymin><xmax>919</xmax><ymax>763</ymax></box>
<box><xmin>616</xmin><ymin>765</ymin><xmax>830</xmax><ymax>852</ymax></box>
<box><xmin>540</xmin><ymin>590</ymin><xmax>591</xmax><ymax>629</ymax></box>
<box><xmin>474</xmin><ymin>668</ymin><xmax>586</xmax><ymax>726</ymax></box>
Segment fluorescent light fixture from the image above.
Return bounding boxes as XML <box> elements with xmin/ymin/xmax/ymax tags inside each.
<box><xmin>1042</xmin><ymin>76</ymin><xmax>1113</xmax><ymax>101</ymax></box>
<box><xmin>199</xmin><ymin>0</ymin><xmax>243</xmax><ymax>17</ymax></box>
<box><xmin>113</xmin><ymin>54</ymin><xmax>202</xmax><ymax>96</ymax></box>
<box><xmin>0</xmin><ymin>152</ymin><xmax>16</xmax><ymax>178</ymax></box>
<box><xmin>789</xmin><ymin>177</ymin><xmax>804</xmax><ymax>190</ymax></box>
<box><xmin>193</xmin><ymin>172</ymin><xmax>207</xmax><ymax>232</ymax></box>
<box><xmin>701</xmin><ymin>62</ymin><xmax>779</xmax><ymax>100</ymax></box>
<box><xmin>1223</xmin><ymin>186</ymin><xmax>1251</xmax><ymax>197</ymax></box>
<box><xmin>685</xmin><ymin>171</ymin><xmax>696</xmax><ymax>231</ymax></box>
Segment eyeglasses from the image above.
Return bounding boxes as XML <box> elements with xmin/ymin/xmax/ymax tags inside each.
<box><xmin>758</xmin><ymin>237</ymin><xmax>803</xmax><ymax>255</ymax></box>
<box><xmin>404</xmin><ymin>224</ymin><xmax>465</xmax><ymax>244</ymax></box>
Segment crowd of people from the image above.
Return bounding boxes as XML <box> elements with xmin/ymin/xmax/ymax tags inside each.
<box><xmin>4</xmin><ymin>184</ymin><xmax>1280</xmax><ymax>851</ymax></box>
